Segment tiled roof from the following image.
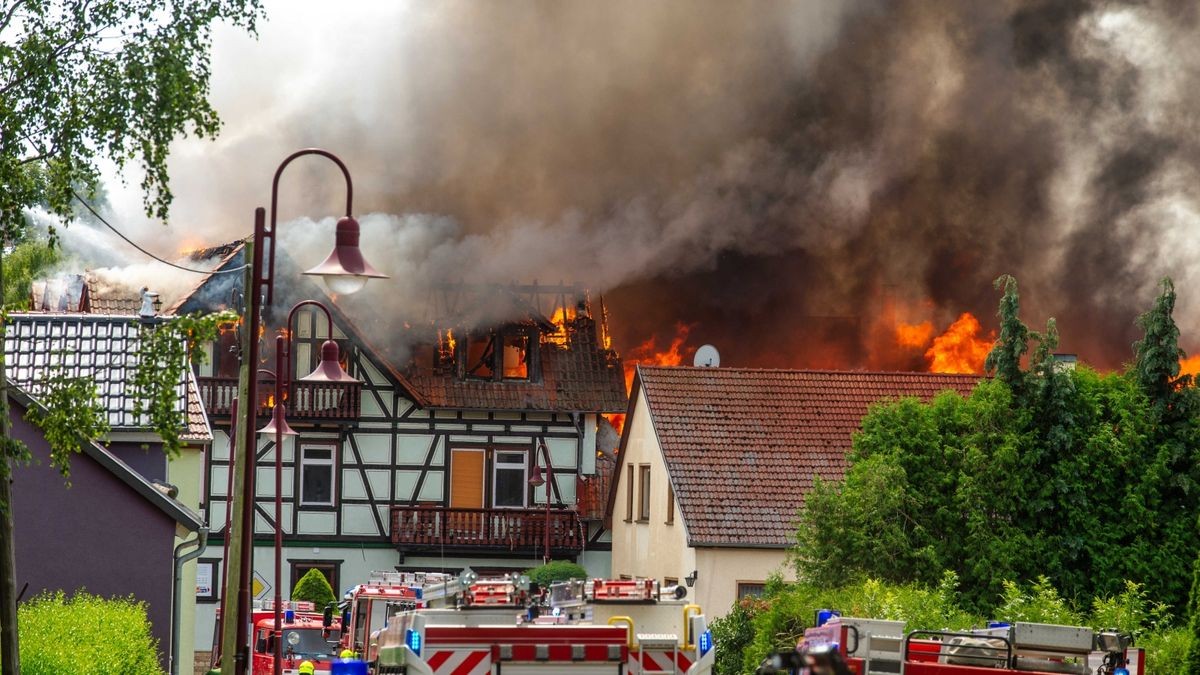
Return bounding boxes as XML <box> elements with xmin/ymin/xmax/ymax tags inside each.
<box><xmin>619</xmin><ymin>366</ymin><xmax>979</xmax><ymax>547</ymax></box>
<box><xmin>5</xmin><ymin>314</ymin><xmax>210</xmax><ymax>441</ymax></box>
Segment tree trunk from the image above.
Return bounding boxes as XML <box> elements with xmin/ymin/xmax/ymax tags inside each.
<box><xmin>220</xmin><ymin>242</ymin><xmax>254</xmax><ymax>674</ymax></box>
<box><xmin>0</xmin><ymin>238</ymin><xmax>21</xmax><ymax>674</ymax></box>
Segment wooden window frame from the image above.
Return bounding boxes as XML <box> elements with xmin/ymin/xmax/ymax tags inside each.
<box><xmin>624</xmin><ymin>464</ymin><xmax>634</xmax><ymax>523</ymax></box>
<box><xmin>298</xmin><ymin>442</ymin><xmax>337</xmax><ymax>510</ymax></box>
<box><xmin>737</xmin><ymin>581</ymin><xmax>767</xmax><ymax>599</ymax></box>
<box><xmin>289</xmin><ymin>559</ymin><xmax>342</xmax><ymax>601</ymax></box>
<box><xmin>665</xmin><ymin>482</ymin><xmax>675</xmax><ymax>525</ymax></box>
<box><xmin>637</xmin><ymin>464</ymin><xmax>651</xmax><ymax>522</ymax></box>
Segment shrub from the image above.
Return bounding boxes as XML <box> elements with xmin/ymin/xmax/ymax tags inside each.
<box><xmin>291</xmin><ymin>568</ymin><xmax>336</xmax><ymax>607</ymax></box>
<box><xmin>1142</xmin><ymin>627</ymin><xmax>1190</xmax><ymax>674</ymax></box>
<box><xmin>523</xmin><ymin>560</ymin><xmax>588</xmax><ymax>587</ymax></box>
<box><xmin>710</xmin><ymin>595</ymin><xmax>769</xmax><ymax>674</ymax></box>
<box><xmin>995</xmin><ymin>576</ymin><xmax>1080</xmax><ymax>626</ymax></box>
<box><xmin>19</xmin><ymin>591</ymin><xmax>161</xmax><ymax>675</ymax></box>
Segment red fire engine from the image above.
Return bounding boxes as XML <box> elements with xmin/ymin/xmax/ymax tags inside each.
<box><xmin>763</xmin><ymin>613</ymin><xmax>1145</xmax><ymax>675</ymax></box>
<box><xmin>331</xmin><ymin>570</ymin><xmax>715</xmax><ymax>674</ymax></box>
<box><xmin>248</xmin><ymin>600</ymin><xmax>343</xmax><ymax>675</ymax></box>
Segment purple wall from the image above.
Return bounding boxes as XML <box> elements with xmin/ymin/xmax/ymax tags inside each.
<box><xmin>9</xmin><ymin>405</ymin><xmax>177</xmax><ymax>664</ymax></box>
<box><xmin>108</xmin><ymin>440</ymin><xmax>168</xmax><ymax>482</ymax></box>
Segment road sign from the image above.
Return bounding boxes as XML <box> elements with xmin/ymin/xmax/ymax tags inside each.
<box><xmin>253</xmin><ymin>570</ymin><xmax>271</xmax><ymax>600</ymax></box>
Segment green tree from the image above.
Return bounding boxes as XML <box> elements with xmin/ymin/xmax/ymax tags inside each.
<box><xmin>1133</xmin><ymin>278</ymin><xmax>1187</xmax><ymax>409</ymax></box>
<box><xmin>2</xmin><ymin>240</ymin><xmax>61</xmax><ymax>310</ymax></box>
<box><xmin>290</xmin><ymin>569</ymin><xmax>336</xmax><ymax>608</ymax></box>
<box><xmin>984</xmin><ymin>274</ymin><xmax>1030</xmax><ymax>390</ymax></box>
<box><xmin>0</xmin><ymin>4</ymin><xmax>264</xmax><ymax>671</ymax></box>
<box><xmin>523</xmin><ymin>560</ymin><xmax>589</xmax><ymax>587</ymax></box>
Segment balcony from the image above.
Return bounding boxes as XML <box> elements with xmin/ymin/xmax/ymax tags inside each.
<box><xmin>198</xmin><ymin>376</ymin><xmax>362</xmax><ymax>421</ymax></box>
<box><xmin>574</xmin><ymin>469</ymin><xmax>613</xmax><ymax>521</ymax></box>
<box><xmin>390</xmin><ymin>506</ymin><xmax>583</xmax><ymax>556</ymax></box>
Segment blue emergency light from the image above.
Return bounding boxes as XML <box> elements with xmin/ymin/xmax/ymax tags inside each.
<box><xmin>405</xmin><ymin>628</ymin><xmax>422</xmax><ymax>656</ymax></box>
<box><xmin>411</xmin><ymin>586</ymin><xmax>423</xmax><ymax>600</ymax></box>
<box><xmin>284</xmin><ymin>609</ymin><xmax>295</xmax><ymax>623</ymax></box>
<box><xmin>699</xmin><ymin>629</ymin><xmax>714</xmax><ymax>657</ymax></box>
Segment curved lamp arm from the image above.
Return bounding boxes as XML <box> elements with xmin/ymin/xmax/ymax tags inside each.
<box><xmin>262</xmin><ymin>148</ymin><xmax>354</xmax><ymax>305</ymax></box>
<box><xmin>282</xmin><ymin>300</ymin><xmax>337</xmax><ymax>390</ymax></box>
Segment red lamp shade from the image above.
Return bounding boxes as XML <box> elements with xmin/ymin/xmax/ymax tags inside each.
<box><xmin>528</xmin><ymin>464</ymin><xmax>545</xmax><ymax>487</ymax></box>
<box><xmin>303</xmin><ymin>216</ymin><xmax>387</xmax><ymax>295</ymax></box>
<box><xmin>300</xmin><ymin>340</ymin><xmax>358</xmax><ymax>384</ymax></box>
<box><xmin>258</xmin><ymin>404</ymin><xmax>298</xmax><ymax>437</ymax></box>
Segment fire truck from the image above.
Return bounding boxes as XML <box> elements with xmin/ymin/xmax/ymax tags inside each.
<box><xmin>761</xmin><ymin>613</ymin><xmax>1145</xmax><ymax>675</ymax></box>
<box><xmin>248</xmin><ymin>600</ymin><xmax>343</xmax><ymax>675</ymax></box>
<box><xmin>331</xmin><ymin>570</ymin><xmax>715</xmax><ymax>674</ymax></box>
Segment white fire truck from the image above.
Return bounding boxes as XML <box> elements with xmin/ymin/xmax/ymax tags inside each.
<box><xmin>332</xmin><ymin>570</ymin><xmax>715</xmax><ymax>675</ymax></box>
<box><xmin>763</xmin><ymin>613</ymin><xmax>1145</xmax><ymax>675</ymax></box>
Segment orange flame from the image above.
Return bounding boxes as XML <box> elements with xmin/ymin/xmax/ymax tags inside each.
<box><xmin>1180</xmin><ymin>355</ymin><xmax>1200</xmax><ymax>377</ymax></box>
<box><xmin>604</xmin><ymin>413</ymin><xmax>625</xmax><ymax>435</ymax></box>
<box><xmin>177</xmin><ymin>237</ymin><xmax>207</xmax><ymax>257</ymax></box>
<box><xmin>623</xmin><ymin>322</ymin><xmax>693</xmax><ymax>390</ymax></box>
<box><xmin>547</xmin><ymin>307</ymin><xmax>573</xmax><ymax>345</ymax></box>
<box><xmin>895</xmin><ymin>320</ymin><xmax>934</xmax><ymax>349</ymax></box>
<box><xmin>924</xmin><ymin>313</ymin><xmax>993</xmax><ymax>374</ymax></box>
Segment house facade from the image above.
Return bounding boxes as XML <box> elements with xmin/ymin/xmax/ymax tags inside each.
<box><xmin>5</xmin><ymin>312</ymin><xmax>212</xmax><ymax>673</ymax></box>
<box><xmin>177</xmin><ymin>248</ymin><xmax>626</xmax><ymax>661</ymax></box>
<box><xmin>608</xmin><ymin>366</ymin><xmax>977</xmax><ymax>616</ymax></box>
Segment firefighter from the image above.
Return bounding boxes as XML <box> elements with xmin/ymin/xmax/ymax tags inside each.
<box><xmin>298</xmin><ymin>660</ymin><xmax>316</xmax><ymax>675</ymax></box>
<box><xmin>340</xmin><ymin>648</ymin><xmax>356</xmax><ymax>659</ymax></box>
<box><xmin>802</xmin><ymin>644</ymin><xmax>852</xmax><ymax>675</ymax></box>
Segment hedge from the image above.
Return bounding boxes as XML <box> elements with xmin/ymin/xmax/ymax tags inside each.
<box><xmin>19</xmin><ymin>591</ymin><xmax>161</xmax><ymax>675</ymax></box>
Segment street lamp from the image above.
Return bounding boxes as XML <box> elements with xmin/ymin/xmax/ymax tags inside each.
<box><xmin>528</xmin><ymin>440</ymin><xmax>554</xmax><ymax>565</ymax></box>
<box><xmin>225</xmin><ymin>149</ymin><xmax>387</xmax><ymax>675</ymax></box>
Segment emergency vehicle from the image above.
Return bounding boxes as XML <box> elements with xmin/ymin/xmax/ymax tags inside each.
<box><xmin>249</xmin><ymin>600</ymin><xmax>343</xmax><ymax>675</ymax></box>
<box><xmin>763</xmin><ymin>613</ymin><xmax>1145</xmax><ymax>675</ymax></box>
<box><xmin>332</xmin><ymin>570</ymin><xmax>716</xmax><ymax>674</ymax></box>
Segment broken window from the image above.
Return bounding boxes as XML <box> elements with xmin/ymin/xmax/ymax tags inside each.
<box><xmin>502</xmin><ymin>332</ymin><xmax>529</xmax><ymax>380</ymax></box>
<box><xmin>465</xmin><ymin>332</ymin><xmax>495</xmax><ymax>379</ymax></box>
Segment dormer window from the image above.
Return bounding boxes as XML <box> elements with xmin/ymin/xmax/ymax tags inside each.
<box><xmin>459</xmin><ymin>326</ymin><xmax>538</xmax><ymax>382</ymax></box>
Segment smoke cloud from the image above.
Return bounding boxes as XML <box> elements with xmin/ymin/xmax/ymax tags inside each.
<box><xmin>94</xmin><ymin>0</ymin><xmax>1200</xmax><ymax>370</ymax></box>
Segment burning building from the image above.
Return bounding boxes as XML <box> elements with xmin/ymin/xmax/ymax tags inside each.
<box><xmin>167</xmin><ymin>243</ymin><xmax>626</xmax><ymax>664</ymax></box>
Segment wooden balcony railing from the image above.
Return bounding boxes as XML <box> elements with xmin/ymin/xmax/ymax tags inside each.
<box><xmin>574</xmin><ymin>469</ymin><xmax>613</xmax><ymax>521</ymax></box>
<box><xmin>198</xmin><ymin>376</ymin><xmax>362</xmax><ymax>421</ymax></box>
<box><xmin>390</xmin><ymin>506</ymin><xmax>583</xmax><ymax>555</ymax></box>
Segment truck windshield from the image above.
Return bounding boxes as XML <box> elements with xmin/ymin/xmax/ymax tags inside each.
<box><xmin>282</xmin><ymin>629</ymin><xmax>333</xmax><ymax>659</ymax></box>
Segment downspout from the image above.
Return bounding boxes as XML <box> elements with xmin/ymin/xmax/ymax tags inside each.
<box><xmin>171</xmin><ymin>527</ymin><xmax>209</xmax><ymax>675</ymax></box>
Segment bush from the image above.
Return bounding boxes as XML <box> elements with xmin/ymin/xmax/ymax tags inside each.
<box><xmin>1142</xmin><ymin>627</ymin><xmax>1190</xmax><ymax>674</ymax></box>
<box><xmin>710</xmin><ymin>595</ymin><xmax>769</xmax><ymax>674</ymax></box>
<box><xmin>523</xmin><ymin>560</ymin><xmax>588</xmax><ymax>587</ymax></box>
<box><xmin>291</xmin><ymin>568</ymin><xmax>336</xmax><ymax>607</ymax></box>
<box><xmin>19</xmin><ymin>591</ymin><xmax>161</xmax><ymax>675</ymax></box>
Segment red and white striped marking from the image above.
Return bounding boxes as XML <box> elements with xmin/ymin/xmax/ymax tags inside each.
<box><xmin>425</xmin><ymin>649</ymin><xmax>492</xmax><ymax>675</ymax></box>
<box><xmin>630</xmin><ymin>649</ymin><xmax>694</xmax><ymax>673</ymax></box>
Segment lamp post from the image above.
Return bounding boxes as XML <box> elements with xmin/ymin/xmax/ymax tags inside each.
<box><xmin>264</xmin><ymin>301</ymin><xmax>358</xmax><ymax>675</ymax></box>
<box><xmin>222</xmin><ymin>149</ymin><xmax>387</xmax><ymax>675</ymax></box>
<box><xmin>528</xmin><ymin>440</ymin><xmax>553</xmax><ymax>565</ymax></box>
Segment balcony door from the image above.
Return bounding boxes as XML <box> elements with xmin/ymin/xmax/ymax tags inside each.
<box><xmin>449</xmin><ymin>449</ymin><xmax>485</xmax><ymax>509</ymax></box>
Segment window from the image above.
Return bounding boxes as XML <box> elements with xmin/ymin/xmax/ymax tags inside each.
<box><xmin>737</xmin><ymin>582</ymin><xmax>766</xmax><ymax>599</ymax></box>
<box><xmin>666</xmin><ymin>483</ymin><xmax>675</xmax><ymax>525</ymax></box>
<box><xmin>638</xmin><ymin>465</ymin><xmax>651</xmax><ymax>522</ymax></box>
<box><xmin>493</xmin><ymin>451</ymin><xmax>528</xmax><ymax>508</ymax></box>
<box><xmin>465</xmin><ymin>331</ymin><xmax>495</xmax><ymax>379</ymax></box>
<box><xmin>215</xmin><ymin>327</ymin><xmax>240</xmax><ymax>378</ymax></box>
<box><xmin>624</xmin><ymin>465</ymin><xmax>634</xmax><ymax>522</ymax></box>
<box><xmin>290</xmin><ymin>560</ymin><xmax>340</xmax><ymax>599</ymax></box>
<box><xmin>502</xmin><ymin>332</ymin><xmax>529</xmax><ymax>380</ymax></box>
<box><xmin>299</xmin><ymin>444</ymin><xmax>336</xmax><ymax>507</ymax></box>
<box><xmin>665</xmin><ymin>577</ymin><xmax>679</xmax><ymax>587</ymax></box>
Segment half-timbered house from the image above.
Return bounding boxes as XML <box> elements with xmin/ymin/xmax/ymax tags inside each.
<box><xmin>175</xmin><ymin>245</ymin><xmax>626</xmax><ymax>660</ymax></box>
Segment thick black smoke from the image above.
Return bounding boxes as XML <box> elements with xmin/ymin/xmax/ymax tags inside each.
<box><xmin>106</xmin><ymin>0</ymin><xmax>1200</xmax><ymax>370</ymax></box>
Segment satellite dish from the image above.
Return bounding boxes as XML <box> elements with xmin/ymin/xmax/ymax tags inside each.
<box><xmin>693</xmin><ymin>344</ymin><xmax>720</xmax><ymax>368</ymax></box>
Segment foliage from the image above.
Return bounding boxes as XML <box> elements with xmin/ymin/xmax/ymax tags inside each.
<box><xmin>1144</xmin><ymin>627</ymin><xmax>1190</xmax><ymax>674</ymax></box>
<box><xmin>131</xmin><ymin>310</ymin><xmax>234</xmax><ymax>456</ymax></box>
<box><xmin>1133</xmin><ymin>278</ymin><xmax>1187</xmax><ymax>408</ymax></box>
<box><xmin>291</xmin><ymin>569</ymin><xmax>336</xmax><ymax>608</ymax></box>
<box><xmin>17</xmin><ymin>591</ymin><xmax>160</xmax><ymax>675</ymax></box>
<box><xmin>710</xmin><ymin>595</ymin><xmax>768</xmax><ymax>674</ymax></box>
<box><xmin>728</xmin><ymin>577</ymin><xmax>1187</xmax><ymax>675</ymax></box>
<box><xmin>796</xmin><ymin>276</ymin><xmax>1200</xmax><ymax>615</ymax></box>
<box><xmin>22</xmin><ymin>357</ymin><xmax>110</xmax><ymax>482</ymax></box>
<box><xmin>0</xmin><ymin>0</ymin><xmax>264</xmax><ymax>238</ymax></box>
<box><xmin>2</xmin><ymin>240</ymin><xmax>61</xmax><ymax>310</ymax></box>
<box><xmin>522</xmin><ymin>560</ymin><xmax>588</xmax><ymax>587</ymax></box>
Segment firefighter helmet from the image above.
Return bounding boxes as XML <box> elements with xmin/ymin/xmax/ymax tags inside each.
<box><xmin>340</xmin><ymin>648</ymin><xmax>355</xmax><ymax>659</ymax></box>
<box><xmin>298</xmin><ymin>661</ymin><xmax>316</xmax><ymax>675</ymax></box>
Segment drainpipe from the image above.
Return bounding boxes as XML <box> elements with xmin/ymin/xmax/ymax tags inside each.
<box><xmin>171</xmin><ymin>527</ymin><xmax>209</xmax><ymax>675</ymax></box>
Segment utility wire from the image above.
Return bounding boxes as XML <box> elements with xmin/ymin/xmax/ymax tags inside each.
<box><xmin>70</xmin><ymin>189</ymin><xmax>249</xmax><ymax>275</ymax></box>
